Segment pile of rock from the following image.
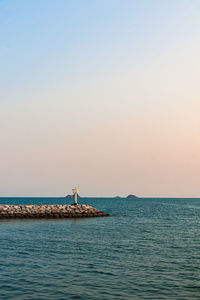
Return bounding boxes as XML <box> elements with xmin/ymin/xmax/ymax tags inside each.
<box><xmin>0</xmin><ymin>204</ymin><xmax>110</xmax><ymax>219</ymax></box>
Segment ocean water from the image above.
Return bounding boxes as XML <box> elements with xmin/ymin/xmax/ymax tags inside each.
<box><xmin>0</xmin><ymin>197</ymin><xmax>200</xmax><ymax>300</ymax></box>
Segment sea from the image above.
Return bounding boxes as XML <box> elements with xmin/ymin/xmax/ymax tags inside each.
<box><xmin>0</xmin><ymin>197</ymin><xmax>199</xmax><ymax>300</ymax></box>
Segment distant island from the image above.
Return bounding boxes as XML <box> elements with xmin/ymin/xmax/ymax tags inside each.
<box><xmin>65</xmin><ymin>194</ymin><xmax>81</xmax><ymax>199</ymax></box>
<box><xmin>115</xmin><ymin>194</ymin><xmax>138</xmax><ymax>199</ymax></box>
<box><xmin>126</xmin><ymin>194</ymin><xmax>138</xmax><ymax>199</ymax></box>
<box><xmin>65</xmin><ymin>194</ymin><xmax>138</xmax><ymax>199</ymax></box>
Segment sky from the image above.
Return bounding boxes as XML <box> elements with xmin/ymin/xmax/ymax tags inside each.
<box><xmin>0</xmin><ymin>0</ymin><xmax>200</xmax><ymax>197</ymax></box>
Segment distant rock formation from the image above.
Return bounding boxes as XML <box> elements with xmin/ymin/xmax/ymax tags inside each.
<box><xmin>65</xmin><ymin>194</ymin><xmax>81</xmax><ymax>199</ymax></box>
<box><xmin>126</xmin><ymin>194</ymin><xmax>138</xmax><ymax>199</ymax></box>
<box><xmin>114</xmin><ymin>195</ymin><xmax>138</xmax><ymax>199</ymax></box>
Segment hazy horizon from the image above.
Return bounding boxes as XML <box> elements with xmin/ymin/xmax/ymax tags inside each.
<box><xmin>1</xmin><ymin>0</ymin><xmax>200</xmax><ymax>197</ymax></box>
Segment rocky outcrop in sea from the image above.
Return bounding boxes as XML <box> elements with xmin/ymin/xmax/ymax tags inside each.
<box><xmin>126</xmin><ymin>194</ymin><xmax>138</xmax><ymax>199</ymax></box>
<box><xmin>65</xmin><ymin>194</ymin><xmax>81</xmax><ymax>198</ymax></box>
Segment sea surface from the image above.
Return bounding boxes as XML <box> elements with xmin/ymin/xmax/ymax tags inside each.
<box><xmin>0</xmin><ymin>197</ymin><xmax>200</xmax><ymax>300</ymax></box>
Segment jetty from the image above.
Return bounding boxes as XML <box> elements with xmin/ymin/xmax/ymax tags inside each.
<box><xmin>0</xmin><ymin>204</ymin><xmax>110</xmax><ymax>219</ymax></box>
<box><xmin>0</xmin><ymin>187</ymin><xmax>110</xmax><ymax>219</ymax></box>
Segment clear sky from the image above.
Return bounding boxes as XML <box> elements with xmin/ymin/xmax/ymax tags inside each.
<box><xmin>0</xmin><ymin>0</ymin><xmax>200</xmax><ymax>197</ymax></box>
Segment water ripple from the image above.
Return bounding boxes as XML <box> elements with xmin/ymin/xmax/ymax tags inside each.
<box><xmin>0</xmin><ymin>197</ymin><xmax>200</xmax><ymax>299</ymax></box>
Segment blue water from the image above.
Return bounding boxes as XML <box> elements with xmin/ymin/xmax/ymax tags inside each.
<box><xmin>0</xmin><ymin>197</ymin><xmax>200</xmax><ymax>299</ymax></box>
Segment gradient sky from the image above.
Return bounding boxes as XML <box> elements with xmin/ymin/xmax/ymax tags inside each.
<box><xmin>0</xmin><ymin>0</ymin><xmax>200</xmax><ymax>197</ymax></box>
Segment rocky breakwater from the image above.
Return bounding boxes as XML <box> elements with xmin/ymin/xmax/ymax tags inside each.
<box><xmin>0</xmin><ymin>204</ymin><xmax>110</xmax><ymax>219</ymax></box>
